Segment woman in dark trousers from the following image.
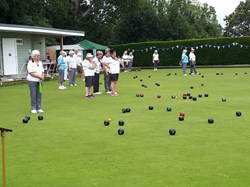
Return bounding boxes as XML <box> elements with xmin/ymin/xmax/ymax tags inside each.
<box><xmin>26</xmin><ymin>50</ymin><xmax>44</xmax><ymax>113</ymax></box>
<box><xmin>93</xmin><ymin>51</ymin><xmax>103</xmax><ymax>94</ymax></box>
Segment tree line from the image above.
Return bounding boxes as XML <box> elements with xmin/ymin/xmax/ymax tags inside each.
<box><xmin>0</xmin><ymin>0</ymin><xmax>249</xmax><ymax>45</ymax></box>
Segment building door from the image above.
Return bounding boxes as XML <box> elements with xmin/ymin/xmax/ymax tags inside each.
<box><xmin>2</xmin><ymin>38</ymin><xmax>18</xmax><ymax>75</ymax></box>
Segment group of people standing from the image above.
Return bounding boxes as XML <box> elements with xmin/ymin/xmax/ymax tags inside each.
<box><xmin>26</xmin><ymin>47</ymin><xmax>197</xmax><ymax>113</ymax></box>
<box><xmin>181</xmin><ymin>48</ymin><xmax>198</xmax><ymax>76</ymax></box>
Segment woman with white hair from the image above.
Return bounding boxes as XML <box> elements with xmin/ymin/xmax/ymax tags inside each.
<box><xmin>82</xmin><ymin>53</ymin><xmax>96</xmax><ymax>99</ymax></box>
<box><xmin>153</xmin><ymin>50</ymin><xmax>159</xmax><ymax>71</ymax></box>
<box><xmin>181</xmin><ymin>49</ymin><xmax>189</xmax><ymax>76</ymax></box>
<box><xmin>57</xmin><ymin>51</ymin><xmax>67</xmax><ymax>89</ymax></box>
<box><xmin>26</xmin><ymin>50</ymin><xmax>44</xmax><ymax>113</ymax></box>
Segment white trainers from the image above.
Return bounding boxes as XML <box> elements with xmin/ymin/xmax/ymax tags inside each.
<box><xmin>70</xmin><ymin>84</ymin><xmax>74</xmax><ymax>86</ymax></box>
<box><xmin>183</xmin><ymin>74</ymin><xmax>187</xmax><ymax>76</ymax></box>
<box><xmin>191</xmin><ymin>73</ymin><xmax>195</xmax><ymax>75</ymax></box>
<box><xmin>74</xmin><ymin>84</ymin><xmax>77</xmax><ymax>86</ymax></box>
<box><xmin>37</xmin><ymin>109</ymin><xmax>44</xmax><ymax>113</ymax></box>
<box><xmin>94</xmin><ymin>92</ymin><xmax>102</xmax><ymax>95</ymax></box>
<box><xmin>106</xmin><ymin>91</ymin><xmax>112</xmax><ymax>94</ymax></box>
<box><xmin>31</xmin><ymin>110</ymin><xmax>37</xmax><ymax>114</ymax></box>
<box><xmin>59</xmin><ymin>86</ymin><xmax>64</xmax><ymax>90</ymax></box>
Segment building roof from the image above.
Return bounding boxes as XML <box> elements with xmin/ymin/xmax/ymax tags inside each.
<box><xmin>0</xmin><ymin>23</ymin><xmax>85</xmax><ymax>37</ymax></box>
<box><xmin>78</xmin><ymin>40</ymin><xmax>108</xmax><ymax>50</ymax></box>
<box><xmin>48</xmin><ymin>44</ymin><xmax>86</xmax><ymax>50</ymax></box>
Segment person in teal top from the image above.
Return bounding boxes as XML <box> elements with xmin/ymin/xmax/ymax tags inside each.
<box><xmin>57</xmin><ymin>51</ymin><xmax>67</xmax><ymax>90</ymax></box>
<box><xmin>181</xmin><ymin>49</ymin><xmax>188</xmax><ymax>76</ymax></box>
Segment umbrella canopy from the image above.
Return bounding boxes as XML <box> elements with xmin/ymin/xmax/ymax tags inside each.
<box><xmin>78</xmin><ymin>40</ymin><xmax>108</xmax><ymax>50</ymax></box>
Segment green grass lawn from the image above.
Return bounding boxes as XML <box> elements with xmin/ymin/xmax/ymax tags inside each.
<box><xmin>1</xmin><ymin>68</ymin><xmax>250</xmax><ymax>187</ymax></box>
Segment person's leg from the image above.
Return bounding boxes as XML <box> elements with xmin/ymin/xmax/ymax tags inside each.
<box><xmin>183</xmin><ymin>64</ymin><xmax>187</xmax><ymax>75</ymax></box>
<box><xmin>72</xmin><ymin>68</ymin><xmax>76</xmax><ymax>85</ymax></box>
<box><xmin>111</xmin><ymin>81</ymin><xmax>115</xmax><ymax>94</ymax></box>
<box><xmin>36</xmin><ymin>82</ymin><xmax>42</xmax><ymax>110</ymax></box>
<box><xmin>190</xmin><ymin>64</ymin><xmax>193</xmax><ymax>74</ymax></box>
<box><xmin>64</xmin><ymin>68</ymin><xmax>68</xmax><ymax>80</ymax></box>
<box><xmin>193</xmin><ymin>64</ymin><xmax>197</xmax><ymax>74</ymax></box>
<box><xmin>28</xmin><ymin>81</ymin><xmax>38</xmax><ymax>111</ymax></box>
<box><xmin>104</xmin><ymin>74</ymin><xmax>109</xmax><ymax>92</ymax></box>
<box><xmin>93</xmin><ymin>73</ymin><xmax>98</xmax><ymax>93</ymax></box>
<box><xmin>68</xmin><ymin>70</ymin><xmax>73</xmax><ymax>85</ymax></box>
<box><xmin>96</xmin><ymin>73</ymin><xmax>100</xmax><ymax>92</ymax></box>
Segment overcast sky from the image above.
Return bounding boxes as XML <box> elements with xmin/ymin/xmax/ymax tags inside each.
<box><xmin>197</xmin><ymin>0</ymin><xmax>245</xmax><ymax>27</ymax></box>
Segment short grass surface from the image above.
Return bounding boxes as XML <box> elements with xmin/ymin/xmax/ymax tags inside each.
<box><xmin>1</xmin><ymin>68</ymin><xmax>250</xmax><ymax>187</ymax></box>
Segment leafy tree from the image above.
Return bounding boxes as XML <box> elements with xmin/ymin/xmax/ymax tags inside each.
<box><xmin>224</xmin><ymin>0</ymin><xmax>250</xmax><ymax>36</ymax></box>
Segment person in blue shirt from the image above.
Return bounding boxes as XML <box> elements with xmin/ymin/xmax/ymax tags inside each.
<box><xmin>57</xmin><ymin>51</ymin><xmax>67</xmax><ymax>90</ymax></box>
<box><xmin>181</xmin><ymin>49</ymin><xmax>189</xmax><ymax>76</ymax></box>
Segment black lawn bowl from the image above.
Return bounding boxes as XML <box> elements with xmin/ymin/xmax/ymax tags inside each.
<box><xmin>175</xmin><ymin>73</ymin><xmax>177</xmax><ymax>75</ymax></box>
<box><xmin>38</xmin><ymin>116</ymin><xmax>43</xmax><ymax>120</ymax></box>
<box><xmin>104</xmin><ymin>120</ymin><xmax>110</xmax><ymax>126</ymax></box>
<box><xmin>157</xmin><ymin>94</ymin><xmax>161</xmax><ymax>98</ymax></box>
<box><xmin>144</xmin><ymin>85</ymin><xmax>147</xmax><ymax>88</ymax></box>
<box><xmin>189</xmin><ymin>95</ymin><xmax>193</xmax><ymax>99</ymax></box>
<box><xmin>236</xmin><ymin>111</ymin><xmax>242</xmax><ymax>117</ymax></box>
<box><xmin>122</xmin><ymin>108</ymin><xmax>127</xmax><ymax>113</ymax></box>
<box><xmin>136</xmin><ymin>93</ymin><xmax>140</xmax><ymax>97</ymax></box>
<box><xmin>186</xmin><ymin>93</ymin><xmax>191</xmax><ymax>96</ymax></box>
<box><xmin>216</xmin><ymin>73</ymin><xmax>220</xmax><ymax>75</ymax></box>
<box><xmin>198</xmin><ymin>94</ymin><xmax>202</xmax><ymax>98</ymax></box>
<box><xmin>166</xmin><ymin>106</ymin><xmax>172</xmax><ymax>112</ymax></box>
<box><xmin>126</xmin><ymin>108</ymin><xmax>131</xmax><ymax>113</ymax></box>
<box><xmin>245</xmin><ymin>72</ymin><xmax>247</xmax><ymax>75</ymax></box>
<box><xmin>169</xmin><ymin>129</ymin><xmax>176</xmax><ymax>136</ymax></box>
<box><xmin>148</xmin><ymin>76</ymin><xmax>151</xmax><ymax>78</ymax></box>
<box><xmin>221</xmin><ymin>73</ymin><xmax>223</xmax><ymax>75</ymax></box>
<box><xmin>148</xmin><ymin>106</ymin><xmax>154</xmax><ymax>110</ymax></box>
<box><xmin>208</xmin><ymin>118</ymin><xmax>214</xmax><ymax>124</ymax></box>
<box><xmin>193</xmin><ymin>97</ymin><xmax>197</xmax><ymax>101</ymax></box>
<box><xmin>22</xmin><ymin>118</ymin><xmax>28</xmax><ymax>124</ymax></box>
<box><xmin>171</xmin><ymin>95</ymin><xmax>176</xmax><ymax>99</ymax></box>
<box><xmin>201</xmin><ymin>75</ymin><xmax>204</xmax><ymax>78</ymax></box>
<box><xmin>118</xmin><ymin>120</ymin><xmax>125</xmax><ymax>126</ymax></box>
<box><xmin>25</xmin><ymin>115</ymin><xmax>31</xmax><ymax>120</ymax></box>
<box><xmin>118</xmin><ymin>129</ymin><xmax>125</xmax><ymax>135</ymax></box>
<box><xmin>179</xmin><ymin>116</ymin><xmax>184</xmax><ymax>121</ymax></box>
<box><xmin>141</xmin><ymin>84</ymin><xmax>145</xmax><ymax>87</ymax></box>
<box><xmin>201</xmin><ymin>83</ymin><xmax>204</xmax><ymax>86</ymax></box>
<box><xmin>235</xmin><ymin>73</ymin><xmax>238</xmax><ymax>75</ymax></box>
<box><xmin>183</xmin><ymin>96</ymin><xmax>187</xmax><ymax>100</ymax></box>
<box><xmin>190</xmin><ymin>86</ymin><xmax>194</xmax><ymax>89</ymax></box>
<box><xmin>204</xmin><ymin>94</ymin><xmax>209</xmax><ymax>97</ymax></box>
<box><xmin>155</xmin><ymin>83</ymin><xmax>160</xmax><ymax>86</ymax></box>
<box><xmin>222</xmin><ymin>98</ymin><xmax>227</xmax><ymax>102</ymax></box>
<box><xmin>140</xmin><ymin>79</ymin><xmax>143</xmax><ymax>82</ymax></box>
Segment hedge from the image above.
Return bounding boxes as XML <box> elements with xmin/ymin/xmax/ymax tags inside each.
<box><xmin>110</xmin><ymin>37</ymin><xmax>250</xmax><ymax>67</ymax></box>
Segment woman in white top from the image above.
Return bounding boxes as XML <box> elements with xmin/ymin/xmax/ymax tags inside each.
<box><xmin>128</xmin><ymin>52</ymin><xmax>134</xmax><ymax>71</ymax></box>
<box><xmin>82</xmin><ymin>53</ymin><xmax>96</xmax><ymax>99</ymax></box>
<box><xmin>189</xmin><ymin>48</ymin><xmax>198</xmax><ymax>74</ymax></box>
<box><xmin>152</xmin><ymin>50</ymin><xmax>160</xmax><ymax>71</ymax></box>
<box><xmin>93</xmin><ymin>51</ymin><xmax>103</xmax><ymax>94</ymax></box>
<box><xmin>26</xmin><ymin>50</ymin><xmax>45</xmax><ymax>113</ymax></box>
<box><xmin>103</xmin><ymin>50</ymin><xmax>120</xmax><ymax>96</ymax></box>
<box><xmin>67</xmin><ymin>50</ymin><xmax>77</xmax><ymax>86</ymax></box>
<box><xmin>122</xmin><ymin>50</ymin><xmax>130</xmax><ymax>72</ymax></box>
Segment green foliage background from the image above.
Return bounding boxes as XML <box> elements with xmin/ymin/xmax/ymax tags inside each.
<box><xmin>111</xmin><ymin>36</ymin><xmax>250</xmax><ymax>66</ymax></box>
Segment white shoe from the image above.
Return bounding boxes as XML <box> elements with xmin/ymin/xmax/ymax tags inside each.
<box><xmin>106</xmin><ymin>91</ymin><xmax>112</xmax><ymax>94</ymax></box>
<box><xmin>94</xmin><ymin>92</ymin><xmax>102</xmax><ymax>95</ymax></box>
<box><xmin>62</xmin><ymin>85</ymin><xmax>67</xmax><ymax>89</ymax></box>
<box><xmin>191</xmin><ymin>73</ymin><xmax>195</xmax><ymax>75</ymax></box>
<box><xmin>59</xmin><ymin>86</ymin><xmax>64</xmax><ymax>90</ymax></box>
<box><xmin>37</xmin><ymin>109</ymin><xmax>44</xmax><ymax>113</ymax></box>
<box><xmin>70</xmin><ymin>84</ymin><xmax>74</xmax><ymax>86</ymax></box>
<box><xmin>183</xmin><ymin>74</ymin><xmax>187</xmax><ymax>76</ymax></box>
<box><xmin>31</xmin><ymin>110</ymin><xmax>37</xmax><ymax>114</ymax></box>
<box><xmin>74</xmin><ymin>84</ymin><xmax>77</xmax><ymax>86</ymax></box>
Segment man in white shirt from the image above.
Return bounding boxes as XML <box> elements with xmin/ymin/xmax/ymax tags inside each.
<box><xmin>153</xmin><ymin>50</ymin><xmax>159</xmax><ymax>71</ymax></box>
<box><xmin>67</xmin><ymin>50</ymin><xmax>77</xmax><ymax>86</ymax></box>
<box><xmin>122</xmin><ymin>50</ymin><xmax>130</xmax><ymax>72</ymax></box>
<box><xmin>189</xmin><ymin>48</ymin><xmax>198</xmax><ymax>74</ymax></box>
